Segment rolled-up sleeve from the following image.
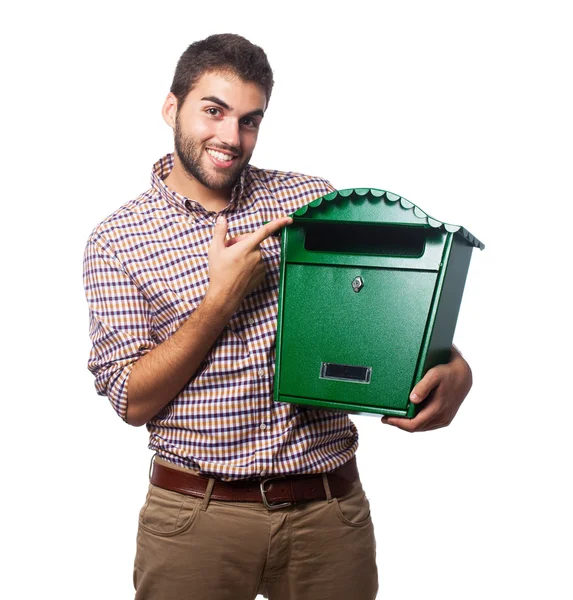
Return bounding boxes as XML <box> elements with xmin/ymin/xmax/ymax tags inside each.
<box><xmin>83</xmin><ymin>236</ymin><xmax>157</xmax><ymax>421</ymax></box>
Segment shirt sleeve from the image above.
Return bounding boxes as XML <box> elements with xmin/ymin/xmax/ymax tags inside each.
<box><xmin>83</xmin><ymin>236</ymin><xmax>157</xmax><ymax>421</ymax></box>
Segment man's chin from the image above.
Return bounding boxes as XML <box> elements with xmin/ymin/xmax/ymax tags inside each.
<box><xmin>179</xmin><ymin>165</ymin><xmax>238</xmax><ymax>193</ymax></box>
<box><xmin>202</xmin><ymin>173</ymin><xmax>240</xmax><ymax>192</ymax></box>
<box><xmin>203</xmin><ymin>165</ymin><xmax>246</xmax><ymax>191</ymax></box>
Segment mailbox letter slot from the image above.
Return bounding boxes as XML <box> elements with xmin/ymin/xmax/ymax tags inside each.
<box><xmin>304</xmin><ymin>223</ymin><xmax>427</xmax><ymax>258</ymax></box>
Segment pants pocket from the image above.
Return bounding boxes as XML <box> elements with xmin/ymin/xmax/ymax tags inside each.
<box><xmin>332</xmin><ymin>480</ymin><xmax>372</xmax><ymax>528</ymax></box>
<box><xmin>138</xmin><ymin>484</ymin><xmax>200</xmax><ymax>537</ymax></box>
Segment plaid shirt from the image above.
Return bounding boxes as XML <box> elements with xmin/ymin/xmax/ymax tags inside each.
<box><xmin>84</xmin><ymin>154</ymin><xmax>358</xmax><ymax>480</ymax></box>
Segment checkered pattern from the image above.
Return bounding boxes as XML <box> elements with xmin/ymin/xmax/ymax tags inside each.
<box><xmin>84</xmin><ymin>154</ymin><xmax>358</xmax><ymax>480</ymax></box>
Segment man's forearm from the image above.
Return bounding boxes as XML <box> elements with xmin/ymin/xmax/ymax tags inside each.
<box><xmin>126</xmin><ymin>291</ymin><xmax>238</xmax><ymax>426</ymax></box>
<box><xmin>125</xmin><ymin>215</ymin><xmax>292</xmax><ymax>427</ymax></box>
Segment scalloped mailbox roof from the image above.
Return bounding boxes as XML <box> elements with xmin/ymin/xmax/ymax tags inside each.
<box><xmin>294</xmin><ymin>188</ymin><xmax>484</xmax><ymax>250</ymax></box>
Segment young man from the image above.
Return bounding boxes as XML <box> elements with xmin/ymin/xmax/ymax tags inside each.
<box><xmin>84</xmin><ymin>34</ymin><xmax>472</xmax><ymax>599</ymax></box>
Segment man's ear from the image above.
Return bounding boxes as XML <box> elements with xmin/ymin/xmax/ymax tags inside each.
<box><xmin>162</xmin><ymin>92</ymin><xmax>178</xmax><ymax>129</ymax></box>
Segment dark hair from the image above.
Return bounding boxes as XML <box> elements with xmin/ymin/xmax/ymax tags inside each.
<box><xmin>170</xmin><ymin>34</ymin><xmax>274</xmax><ymax>108</ymax></box>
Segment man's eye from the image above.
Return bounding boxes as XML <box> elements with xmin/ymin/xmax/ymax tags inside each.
<box><xmin>241</xmin><ymin>117</ymin><xmax>258</xmax><ymax>128</ymax></box>
<box><xmin>206</xmin><ymin>108</ymin><xmax>221</xmax><ymax>117</ymax></box>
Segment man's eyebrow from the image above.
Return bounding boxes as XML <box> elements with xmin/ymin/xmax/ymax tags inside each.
<box><xmin>244</xmin><ymin>108</ymin><xmax>265</xmax><ymax>118</ymax></box>
<box><xmin>201</xmin><ymin>96</ymin><xmax>231</xmax><ymax>110</ymax></box>
<box><xmin>200</xmin><ymin>96</ymin><xmax>265</xmax><ymax>118</ymax></box>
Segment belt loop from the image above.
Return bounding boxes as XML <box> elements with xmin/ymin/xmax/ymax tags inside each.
<box><xmin>148</xmin><ymin>452</ymin><xmax>157</xmax><ymax>481</ymax></box>
<box><xmin>321</xmin><ymin>473</ymin><xmax>333</xmax><ymax>503</ymax></box>
<box><xmin>201</xmin><ymin>478</ymin><xmax>215</xmax><ymax>511</ymax></box>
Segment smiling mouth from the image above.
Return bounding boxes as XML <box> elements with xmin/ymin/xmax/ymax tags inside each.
<box><xmin>206</xmin><ymin>148</ymin><xmax>238</xmax><ymax>163</ymax></box>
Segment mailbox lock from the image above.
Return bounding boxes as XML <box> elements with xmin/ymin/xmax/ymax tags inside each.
<box><xmin>351</xmin><ymin>276</ymin><xmax>364</xmax><ymax>293</ymax></box>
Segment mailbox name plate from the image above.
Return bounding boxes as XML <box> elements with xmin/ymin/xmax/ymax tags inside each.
<box><xmin>320</xmin><ymin>362</ymin><xmax>372</xmax><ymax>384</ymax></box>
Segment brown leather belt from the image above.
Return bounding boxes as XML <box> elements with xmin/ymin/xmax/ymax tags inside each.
<box><xmin>150</xmin><ymin>457</ymin><xmax>359</xmax><ymax>509</ymax></box>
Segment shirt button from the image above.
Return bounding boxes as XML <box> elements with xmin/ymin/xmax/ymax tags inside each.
<box><xmin>248</xmin><ymin>318</ymin><xmax>255</xmax><ymax>325</ymax></box>
<box><xmin>260</xmin><ymin>423</ymin><xmax>267</xmax><ymax>431</ymax></box>
<box><xmin>258</xmin><ymin>368</ymin><xmax>265</xmax><ymax>378</ymax></box>
<box><xmin>260</xmin><ymin>470</ymin><xmax>267</xmax><ymax>477</ymax></box>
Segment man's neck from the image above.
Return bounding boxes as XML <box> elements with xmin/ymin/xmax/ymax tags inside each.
<box><xmin>164</xmin><ymin>155</ymin><xmax>232</xmax><ymax>213</ymax></box>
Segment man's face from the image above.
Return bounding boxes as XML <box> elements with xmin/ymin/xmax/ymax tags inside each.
<box><xmin>172</xmin><ymin>70</ymin><xmax>266</xmax><ymax>193</ymax></box>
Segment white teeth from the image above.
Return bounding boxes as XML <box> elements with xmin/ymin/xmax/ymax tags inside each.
<box><xmin>207</xmin><ymin>149</ymin><xmax>234</xmax><ymax>162</ymax></box>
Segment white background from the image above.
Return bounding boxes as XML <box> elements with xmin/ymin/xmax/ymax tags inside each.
<box><xmin>2</xmin><ymin>1</ymin><xmax>572</xmax><ymax>598</ymax></box>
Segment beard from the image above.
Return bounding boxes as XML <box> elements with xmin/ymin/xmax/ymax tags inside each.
<box><xmin>174</xmin><ymin>117</ymin><xmax>248</xmax><ymax>192</ymax></box>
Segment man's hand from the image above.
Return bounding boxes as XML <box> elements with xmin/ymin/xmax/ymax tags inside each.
<box><xmin>207</xmin><ymin>215</ymin><xmax>292</xmax><ymax>308</ymax></box>
<box><xmin>382</xmin><ymin>346</ymin><xmax>472</xmax><ymax>432</ymax></box>
<box><xmin>126</xmin><ymin>214</ymin><xmax>292</xmax><ymax>426</ymax></box>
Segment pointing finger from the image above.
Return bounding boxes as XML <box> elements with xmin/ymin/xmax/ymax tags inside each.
<box><xmin>247</xmin><ymin>217</ymin><xmax>293</xmax><ymax>247</ymax></box>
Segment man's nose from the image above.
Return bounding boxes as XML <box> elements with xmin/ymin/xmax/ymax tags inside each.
<box><xmin>217</xmin><ymin>118</ymin><xmax>240</xmax><ymax>149</ymax></box>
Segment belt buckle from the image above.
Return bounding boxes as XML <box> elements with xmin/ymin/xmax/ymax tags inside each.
<box><xmin>260</xmin><ymin>477</ymin><xmax>294</xmax><ymax>510</ymax></box>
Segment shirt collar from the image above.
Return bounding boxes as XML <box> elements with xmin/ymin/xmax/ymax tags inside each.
<box><xmin>151</xmin><ymin>153</ymin><xmax>249</xmax><ymax>214</ymax></box>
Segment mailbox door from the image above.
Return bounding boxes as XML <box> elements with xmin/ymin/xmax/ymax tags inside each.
<box><xmin>278</xmin><ymin>264</ymin><xmax>438</xmax><ymax>413</ymax></box>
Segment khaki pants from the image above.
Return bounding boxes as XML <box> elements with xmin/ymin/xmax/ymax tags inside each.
<box><xmin>133</xmin><ymin>468</ymin><xmax>378</xmax><ymax>599</ymax></box>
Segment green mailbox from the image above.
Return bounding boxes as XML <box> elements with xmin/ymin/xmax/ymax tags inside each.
<box><xmin>273</xmin><ymin>188</ymin><xmax>484</xmax><ymax>417</ymax></box>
